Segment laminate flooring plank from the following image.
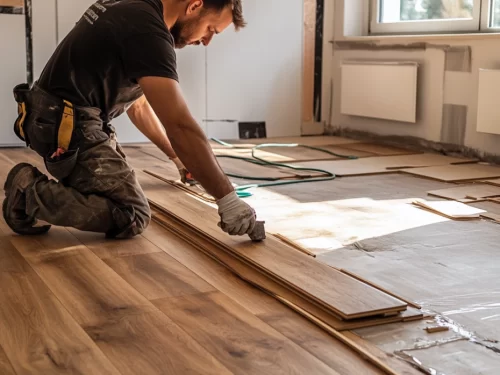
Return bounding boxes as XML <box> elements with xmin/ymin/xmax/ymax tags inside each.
<box><xmin>259</xmin><ymin>308</ymin><xmax>383</xmax><ymax>375</ymax></box>
<box><xmin>151</xmin><ymin>212</ymin><xmax>422</xmax><ymax>331</ymax></box>
<box><xmin>0</xmin><ymin>345</ymin><xmax>16</xmax><ymax>375</ymax></box>
<box><xmin>338</xmin><ymin>142</ymin><xmax>419</xmax><ymax>156</ymax></box>
<box><xmin>480</xmin><ymin>178</ymin><xmax>500</xmax><ymax>186</ymax></box>
<box><xmin>138</xmin><ymin>171</ymin><xmax>407</xmax><ymax>319</ymax></box>
<box><xmin>342</xmin><ymin>332</ymin><xmax>425</xmax><ymax>375</ymax></box>
<box><xmin>402</xmin><ymin>163</ymin><xmax>500</xmax><ymax>182</ymax></box>
<box><xmin>7</xmin><ymin>227</ymin><xmax>232</xmax><ymax>375</ymax></box>
<box><xmin>0</xmin><ymin>237</ymin><xmax>120</xmax><ymax>375</ymax></box>
<box><xmin>142</xmin><ymin>221</ymin><xmax>284</xmax><ymax>316</ymax></box>
<box><xmin>222</xmin><ymin>136</ymin><xmax>362</xmax><ymax>146</ymax></box>
<box><xmin>297</xmin><ymin>154</ymin><xmax>479</xmax><ymax>177</ymax></box>
<box><xmin>154</xmin><ymin>291</ymin><xmax>340</xmax><ymax>375</ymax></box>
<box><xmin>427</xmin><ymin>184</ymin><xmax>500</xmax><ymax>201</ymax></box>
<box><xmin>104</xmin><ymin>252</ymin><xmax>216</xmax><ymax>300</ymax></box>
<box><xmin>69</xmin><ymin>230</ymin><xmax>163</xmax><ymax>260</ymax></box>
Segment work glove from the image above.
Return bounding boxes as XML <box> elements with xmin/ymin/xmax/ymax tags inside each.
<box><xmin>171</xmin><ymin>157</ymin><xmax>196</xmax><ymax>185</ymax></box>
<box><xmin>217</xmin><ymin>191</ymin><xmax>257</xmax><ymax>236</ymax></box>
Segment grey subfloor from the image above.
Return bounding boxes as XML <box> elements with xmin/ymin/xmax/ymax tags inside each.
<box><xmin>250</xmin><ymin>173</ymin><xmax>500</xmax><ymax>375</ymax></box>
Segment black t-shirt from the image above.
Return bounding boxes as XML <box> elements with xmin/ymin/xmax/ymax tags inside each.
<box><xmin>38</xmin><ymin>0</ymin><xmax>178</xmax><ymax>121</ymax></box>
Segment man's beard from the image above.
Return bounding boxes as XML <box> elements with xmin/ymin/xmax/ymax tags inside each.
<box><xmin>170</xmin><ymin>18</ymin><xmax>198</xmax><ymax>49</ymax></box>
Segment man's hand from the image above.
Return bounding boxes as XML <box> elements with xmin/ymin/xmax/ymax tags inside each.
<box><xmin>217</xmin><ymin>191</ymin><xmax>257</xmax><ymax>236</ymax></box>
<box><xmin>171</xmin><ymin>157</ymin><xmax>191</xmax><ymax>184</ymax></box>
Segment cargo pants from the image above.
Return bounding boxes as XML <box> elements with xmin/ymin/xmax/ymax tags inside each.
<box><xmin>13</xmin><ymin>84</ymin><xmax>150</xmax><ymax>238</ymax></box>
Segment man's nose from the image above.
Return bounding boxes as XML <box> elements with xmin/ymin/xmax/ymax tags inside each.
<box><xmin>202</xmin><ymin>33</ymin><xmax>214</xmax><ymax>46</ymax></box>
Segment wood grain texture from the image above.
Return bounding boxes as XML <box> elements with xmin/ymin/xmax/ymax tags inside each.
<box><xmin>152</xmin><ymin>212</ymin><xmax>422</xmax><ymax>331</ymax></box>
<box><xmin>0</xmin><ymin>237</ymin><xmax>120</xmax><ymax>375</ymax></box>
<box><xmin>402</xmin><ymin>163</ymin><xmax>500</xmax><ymax>182</ymax></box>
<box><xmin>104</xmin><ymin>252</ymin><xmax>216</xmax><ymax>300</ymax></box>
<box><xmin>69</xmin><ymin>230</ymin><xmax>163</xmax><ymax>259</ymax></box>
<box><xmin>260</xmin><ymin>308</ymin><xmax>384</xmax><ymax>375</ymax></box>
<box><xmin>8</xmin><ymin>228</ymin><xmax>232</xmax><ymax>375</ymax></box>
<box><xmin>0</xmin><ymin>345</ymin><xmax>16</xmax><ymax>375</ymax></box>
<box><xmin>154</xmin><ymin>291</ymin><xmax>339</xmax><ymax>375</ymax></box>
<box><xmin>139</xmin><ymin>171</ymin><xmax>407</xmax><ymax>320</ymax></box>
<box><xmin>142</xmin><ymin>220</ymin><xmax>284</xmax><ymax>316</ymax></box>
<box><xmin>224</xmin><ymin>136</ymin><xmax>362</xmax><ymax>146</ymax></box>
<box><xmin>297</xmin><ymin>154</ymin><xmax>479</xmax><ymax>177</ymax></box>
<box><xmin>342</xmin><ymin>332</ymin><xmax>423</xmax><ymax>375</ymax></box>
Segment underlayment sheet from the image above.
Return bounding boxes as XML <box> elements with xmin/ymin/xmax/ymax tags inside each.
<box><xmin>296</xmin><ymin>154</ymin><xmax>478</xmax><ymax>177</ymax></box>
<box><xmin>402</xmin><ymin>163</ymin><xmax>500</xmax><ymax>182</ymax></box>
<box><xmin>401</xmin><ymin>340</ymin><xmax>500</xmax><ymax>375</ymax></box>
<box><xmin>427</xmin><ymin>184</ymin><xmax>500</xmax><ymax>202</ymax></box>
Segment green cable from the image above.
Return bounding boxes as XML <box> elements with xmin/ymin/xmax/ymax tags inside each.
<box><xmin>210</xmin><ymin>138</ymin><xmax>358</xmax><ymax>197</ymax></box>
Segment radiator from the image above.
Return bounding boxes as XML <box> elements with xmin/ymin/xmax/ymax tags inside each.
<box><xmin>340</xmin><ymin>61</ymin><xmax>418</xmax><ymax>123</ymax></box>
<box><xmin>477</xmin><ymin>69</ymin><xmax>500</xmax><ymax>135</ymax></box>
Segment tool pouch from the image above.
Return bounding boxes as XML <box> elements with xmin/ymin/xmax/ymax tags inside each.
<box><xmin>44</xmin><ymin>148</ymin><xmax>79</xmax><ymax>182</ymax></box>
<box><xmin>13</xmin><ymin>83</ymin><xmax>31</xmax><ymax>145</ymax></box>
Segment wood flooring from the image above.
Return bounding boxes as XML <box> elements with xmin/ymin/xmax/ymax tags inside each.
<box><xmin>0</xmin><ymin>143</ymin><xmax>420</xmax><ymax>375</ymax></box>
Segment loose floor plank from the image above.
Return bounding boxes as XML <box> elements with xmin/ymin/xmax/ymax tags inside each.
<box><xmin>7</xmin><ymin>227</ymin><xmax>232</xmax><ymax>375</ymax></box>
<box><xmin>297</xmin><ymin>154</ymin><xmax>479</xmax><ymax>177</ymax></box>
<box><xmin>259</xmin><ymin>308</ymin><xmax>384</xmax><ymax>375</ymax></box>
<box><xmin>412</xmin><ymin>199</ymin><xmax>486</xmax><ymax>220</ymax></box>
<box><xmin>338</xmin><ymin>142</ymin><xmax>419</xmax><ymax>156</ymax></box>
<box><xmin>154</xmin><ymin>291</ymin><xmax>340</xmax><ymax>375</ymax></box>
<box><xmin>104</xmin><ymin>252</ymin><xmax>216</xmax><ymax>300</ymax></box>
<box><xmin>222</xmin><ymin>136</ymin><xmax>362</xmax><ymax>146</ymax></box>
<box><xmin>402</xmin><ymin>163</ymin><xmax>500</xmax><ymax>182</ymax></box>
<box><xmin>139</xmin><ymin>171</ymin><xmax>407</xmax><ymax>320</ymax></box>
<box><xmin>480</xmin><ymin>178</ymin><xmax>500</xmax><ymax>186</ymax></box>
<box><xmin>342</xmin><ymin>332</ymin><xmax>423</xmax><ymax>375</ymax></box>
<box><xmin>152</xmin><ymin>211</ymin><xmax>422</xmax><ymax>331</ymax></box>
<box><xmin>0</xmin><ymin>237</ymin><xmax>121</xmax><ymax>375</ymax></box>
<box><xmin>427</xmin><ymin>184</ymin><xmax>500</xmax><ymax>202</ymax></box>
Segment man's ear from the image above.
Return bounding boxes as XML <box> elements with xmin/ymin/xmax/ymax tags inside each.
<box><xmin>186</xmin><ymin>0</ymin><xmax>204</xmax><ymax>15</ymax></box>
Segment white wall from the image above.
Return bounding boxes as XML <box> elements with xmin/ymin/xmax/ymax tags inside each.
<box><xmin>206</xmin><ymin>0</ymin><xmax>303</xmax><ymax>138</ymax></box>
<box><xmin>0</xmin><ymin>14</ymin><xmax>27</xmax><ymax>146</ymax></box>
<box><xmin>326</xmin><ymin>0</ymin><xmax>500</xmax><ymax>157</ymax></box>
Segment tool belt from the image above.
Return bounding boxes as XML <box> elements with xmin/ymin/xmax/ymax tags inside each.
<box><xmin>13</xmin><ymin>83</ymin><xmax>75</xmax><ymax>154</ymax></box>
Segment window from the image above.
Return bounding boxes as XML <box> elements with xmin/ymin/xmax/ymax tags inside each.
<box><xmin>370</xmin><ymin>0</ymin><xmax>500</xmax><ymax>34</ymax></box>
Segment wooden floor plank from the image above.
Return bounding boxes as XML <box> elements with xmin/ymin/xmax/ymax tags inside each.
<box><xmin>154</xmin><ymin>291</ymin><xmax>340</xmax><ymax>375</ymax></box>
<box><xmin>222</xmin><ymin>136</ymin><xmax>362</xmax><ymax>146</ymax></box>
<box><xmin>142</xmin><ymin>221</ymin><xmax>284</xmax><ymax>316</ymax></box>
<box><xmin>104</xmin><ymin>252</ymin><xmax>217</xmax><ymax>300</ymax></box>
<box><xmin>0</xmin><ymin>345</ymin><xmax>16</xmax><ymax>375</ymax></box>
<box><xmin>69</xmin><ymin>230</ymin><xmax>163</xmax><ymax>259</ymax></box>
<box><xmin>0</xmin><ymin>237</ymin><xmax>121</xmax><ymax>375</ymax></box>
<box><xmin>138</xmin><ymin>171</ymin><xmax>407</xmax><ymax>320</ymax></box>
<box><xmin>259</xmin><ymin>308</ymin><xmax>383</xmax><ymax>375</ymax></box>
<box><xmin>402</xmin><ymin>163</ymin><xmax>500</xmax><ymax>182</ymax></box>
<box><xmin>338</xmin><ymin>142</ymin><xmax>419</xmax><ymax>156</ymax></box>
<box><xmin>6</xmin><ymin>227</ymin><xmax>233</xmax><ymax>375</ymax></box>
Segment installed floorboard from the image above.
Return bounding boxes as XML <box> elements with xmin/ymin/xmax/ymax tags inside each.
<box><xmin>154</xmin><ymin>291</ymin><xmax>339</xmax><ymax>375</ymax></box>
<box><xmin>142</xmin><ymin>221</ymin><xmax>283</xmax><ymax>316</ymax></box>
<box><xmin>139</xmin><ymin>171</ymin><xmax>407</xmax><ymax>320</ymax></box>
<box><xmin>0</xmin><ymin>346</ymin><xmax>15</xmax><ymax>375</ymax></box>
<box><xmin>259</xmin><ymin>308</ymin><xmax>383</xmax><ymax>375</ymax></box>
<box><xmin>0</xmin><ymin>237</ymin><xmax>120</xmax><ymax>375</ymax></box>
<box><xmin>104</xmin><ymin>252</ymin><xmax>216</xmax><ymax>300</ymax></box>
<box><xmin>69</xmin><ymin>229</ymin><xmax>163</xmax><ymax>259</ymax></box>
<box><xmin>297</xmin><ymin>154</ymin><xmax>479</xmax><ymax>177</ymax></box>
<box><xmin>7</xmin><ymin>227</ymin><xmax>232</xmax><ymax>375</ymax></box>
<box><xmin>402</xmin><ymin>163</ymin><xmax>500</xmax><ymax>182</ymax></box>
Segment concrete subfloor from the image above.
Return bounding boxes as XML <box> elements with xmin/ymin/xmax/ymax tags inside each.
<box><xmin>243</xmin><ymin>173</ymin><xmax>500</xmax><ymax>374</ymax></box>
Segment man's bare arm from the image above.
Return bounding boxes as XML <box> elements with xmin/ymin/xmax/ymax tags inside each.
<box><xmin>127</xmin><ymin>95</ymin><xmax>177</xmax><ymax>159</ymax></box>
<box><xmin>138</xmin><ymin>76</ymin><xmax>234</xmax><ymax>200</ymax></box>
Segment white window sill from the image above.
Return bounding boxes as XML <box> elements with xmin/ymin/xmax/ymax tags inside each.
<box><xmin>335</xmin><ymin>32</ymin><xmax>500</xmax><ymax>43</ymax></box>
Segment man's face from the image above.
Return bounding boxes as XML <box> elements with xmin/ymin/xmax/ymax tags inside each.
<box><xmin>171</xmin><ymin>1</ymin><xmax>234</xmax><ymax>49</ymax></box>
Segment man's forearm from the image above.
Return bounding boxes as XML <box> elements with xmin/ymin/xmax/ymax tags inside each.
<box><xmin>127</xmin><ymin>96</ymin><xmax>177</xmax><ymax>159</ymax></box>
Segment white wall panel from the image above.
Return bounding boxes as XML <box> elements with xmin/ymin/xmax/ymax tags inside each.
<box><xmin>0</xmin><ymin>14</ymin><xmax>27</xmax><ymax>146</ymax></box>
<box><xmin>206</xmin><ymin>0</ymin><xmax>303</xmax><ymax>138</ymax></box>
<box><xmin>33</xmin><ymin>0</ymin><xmax>57</xmax><ymax>78</ymax></box>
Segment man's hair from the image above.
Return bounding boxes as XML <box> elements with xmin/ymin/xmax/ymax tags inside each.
<box><xmin>203</xmin><ymin>0</ymin><xmax>246</xmax><ymax>30</ymax></box>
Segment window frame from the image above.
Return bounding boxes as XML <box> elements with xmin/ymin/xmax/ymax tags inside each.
<box><xmin>369</xmin><ymin>0</ymin><xmax>497</xmax><ymax>35</ymax></box>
